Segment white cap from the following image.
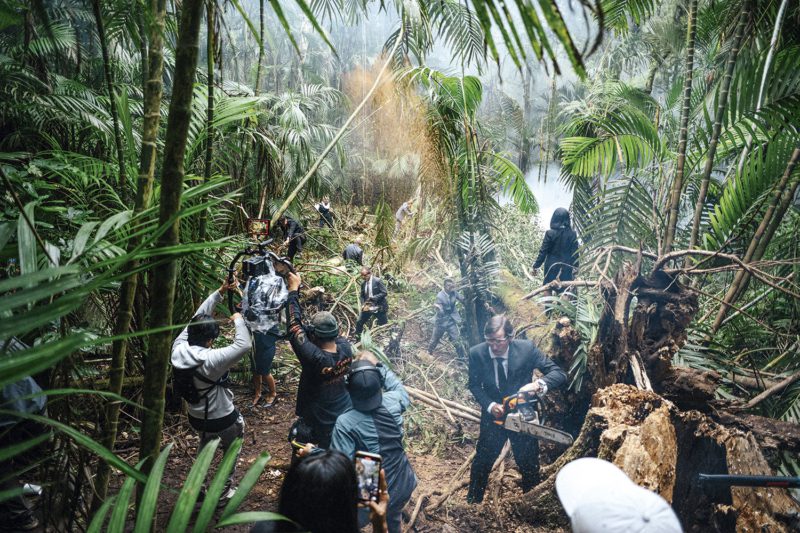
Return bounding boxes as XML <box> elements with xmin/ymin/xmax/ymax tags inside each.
<box><xmin>555</xmin><ymin>458</ymin><xmax>683</xmax><ymax>533</ymax></box>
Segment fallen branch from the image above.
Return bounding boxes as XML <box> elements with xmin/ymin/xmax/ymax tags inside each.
<box><xmin>426</xmin><ymin>450</ymin><xmax>476</xmax><ymax>511</ymax></box>
<box><xmin>742</xmin><ymin>370</ymin><xmax>800</xmax><ymax>409</ymax></box>
<box><xmin>406</xmin><ymin>386</ymin><xmax>481</xmax><ymax>418</ymax></box>
<box><xmin>407</xmin><ymin>389</ymin><xmax>481</xmax><ymax>424</ymax></box>
<box><xmin>522</xmin><ymin>280</ymin><xmax>599</xmax><ymax>300</ymax></box>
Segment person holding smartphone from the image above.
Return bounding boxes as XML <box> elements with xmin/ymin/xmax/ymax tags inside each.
<box><xmin>251</xmin><ymin>449</ymin><xmax>389</xmax><ymax>533</ymax></box>
<box><xmin>466</xmin><ymin>315</ymin><xmax>567</xmax><ymax>504</ymax></box>
<box><xmin>330</xmin><ymin>351</ymin><xmax>416</xmax><ymax>533</ymax></box>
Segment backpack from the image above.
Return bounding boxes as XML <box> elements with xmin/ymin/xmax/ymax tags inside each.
<box><xmin>173</xmin><ymin>365</ymin><xmax>225</xmax><ymax>404</ymax></box>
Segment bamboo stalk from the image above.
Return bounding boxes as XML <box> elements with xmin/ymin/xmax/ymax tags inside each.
<box><xmin>406</xmin><ymin>386</ymin><xmax>481</xmax><ymax>417</ymax></box>
<box><xmin>139</xmin><ymin>0</ymin><xmax>206</xmax><ymax>486</ymax></box>
<box><xmin>272</xmin><ymin>28</ymin><xmax>404</xmax><ymax>223</ymax></box>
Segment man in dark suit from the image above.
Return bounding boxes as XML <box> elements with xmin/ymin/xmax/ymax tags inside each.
<box><xmin>466</xmin><ymin>315</ymin><xmax>567</xmax><ymax>503</ymax></box>
<box><xmin>354</xmin><ymin>266</ymin><xmax>388</xmax><ymax>336</ymax></box>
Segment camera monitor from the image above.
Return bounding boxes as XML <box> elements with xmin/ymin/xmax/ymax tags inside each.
<box><xmin>247</xmin><ymin>218</ymin><xmax>271</xmax><ymax>238</ymax></box>
<box><xmin>354</xmin><ymin>451</ymin><xmax>382</xmax><ymax>503</ymax></box>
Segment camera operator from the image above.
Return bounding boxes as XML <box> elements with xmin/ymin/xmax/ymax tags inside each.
<box><xmin>330</xmin><ymin>351</ymin><xmax>416</xmax><ymax>533</ymax></box>
<box><xmin>285</xmin><ymin>272</ymin><xmax>354</xmax><ymax>448</ymax></box>
<box><xmin>171</xmin><ymin>277</ymin><xmax>251</xmax><ymax>501</ymax></box>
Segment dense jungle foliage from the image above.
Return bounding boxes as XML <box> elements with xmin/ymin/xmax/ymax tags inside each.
<box><xmin>1</xmin><ymin>0</ymin><xmax>799</xmax><ymax>530</ymax></box>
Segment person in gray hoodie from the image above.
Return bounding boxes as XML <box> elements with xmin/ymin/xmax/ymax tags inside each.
<box><xmin>171</xmin><ymin>278</ymin><xmax>251</xmax><ymax>499</ymax></box>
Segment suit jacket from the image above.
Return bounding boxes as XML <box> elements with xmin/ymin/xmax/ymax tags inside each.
<box><xmin>360</xmin><ymin>276</ymin><xmax>388</xmax><ymax>311</ymax></box>
<box><xmin>468</xmin><ymin>339</ymin><xmax>567</xmax><ymax>419</ymax></box>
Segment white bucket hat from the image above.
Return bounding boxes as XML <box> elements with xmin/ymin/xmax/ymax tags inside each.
<box><xmin>555</xmin><ymin>458</ymin><xmax>683</xmax><ymax>533</ymax></box>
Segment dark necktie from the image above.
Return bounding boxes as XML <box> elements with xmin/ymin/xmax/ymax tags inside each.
<box><xmin>495</xmin><ymin>358</ymin><xmax>507</xmax><ymax>392</ymax></box>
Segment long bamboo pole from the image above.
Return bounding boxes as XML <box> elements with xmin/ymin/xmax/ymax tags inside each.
<box><xmin>271</xmin><ymin>28</ymin><xmax>403</xmax><ymax>223</ymax></box>
<box><xmin>139</xmin><ymin>0</ymin><xmax>205</xmax><ymax>487</ymax></box>
<box><xmin>93</xmin><ymin>0</ymin><xmax>167</xmax><ymax>508</ymax></box>
<box><xmin>663</xmin><ymin>0</ymin><xmax>698</xmax><ymax>254</ymax></box>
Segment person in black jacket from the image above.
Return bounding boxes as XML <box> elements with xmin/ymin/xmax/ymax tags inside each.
<box><xmin>354</xmin><ymin>266</ymin><xmax>388</xmax><ymax>336</ymax></box>
<box><xmin>532</xmin><ymin>208</ymin><xmax>579</xmax><ymax>296</ymax></box>
<box><xmin>279</xmin><ymin>215</ymin><xmax>306</xmax><ymax>262</ymax></box>
<box><xmin>285</xmin><ymin>272</ymin><xmax>354</xmax><ymax>448</ymax></box>
<box><xmin>466</xmin><ymin>316</ymin><xmax>567</xmax><ymax>504</ymax></box>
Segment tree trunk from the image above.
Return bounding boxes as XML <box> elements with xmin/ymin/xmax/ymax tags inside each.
<box><xmin>663</xmin><ymin>0</ymin><xmax>698</xmax><ymax>254</ymax></box>
<box><xmin>198</xmin><ymin>0</ymin><xmax>214</xmax><ymax>243</ymax></box>
<box><xmin>710</xmin><ymin>146</ymin><xmax>800</xmax><ymax>334</ymax></box>
<box><xmin>688</xmin><ymin>4</ymin><xmax>749</xmax><ymax>250</ymax></box>
<box><xmin>505</xmin><ymin>385</ymin><xmax>800</xmax><ymax>532</ymax></box>
<box><xmin>91</xmin><ymin>0</ymin><xmax>127</xmax><ymax>193</ymax></box>
<box><xmin>92</xmin><ymin>0</ymin><xmax>167</xmax><ymax>508</ymax></box>
<box><xmin>254</xmin><ymin>0</ymin><xmax>264</xmax><ymax>96</ymax></box>
<box><xmin>138</xmin><ymin>0</ymin><xmax>205</xmax><ymax>484</ymax></box>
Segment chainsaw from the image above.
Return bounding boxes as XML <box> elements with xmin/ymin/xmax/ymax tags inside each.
<box><xmin>493</xmin><ymin>390</ymin><xmax>574</xmax><ymax>446</ymax></box>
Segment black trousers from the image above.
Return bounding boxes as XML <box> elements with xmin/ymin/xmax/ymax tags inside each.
<box><xmin>287</xmin><ymin>237</ymin><xmax>303</xmax><ymax>262</ymax></box>
<box><xmin>355</xmin><ymin>309</ymin><xmax>388</xmax><ymax>335</ymax></box>
<box><xmin>467</xmin><ymin>419</ymin><xmax>540</xmax><ymax>502</ymax></box>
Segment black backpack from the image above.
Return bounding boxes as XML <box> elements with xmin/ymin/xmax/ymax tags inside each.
<box><xmin>173</xmin><ymin>365</ymin><xmax>226</xmax><ymax>404</ymax></box>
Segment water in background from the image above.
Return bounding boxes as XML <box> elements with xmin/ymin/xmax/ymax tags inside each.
<box><xmin>500</xmin><ymin>162</ymin><xmax>573</xmax><ymax>230</ymax></box>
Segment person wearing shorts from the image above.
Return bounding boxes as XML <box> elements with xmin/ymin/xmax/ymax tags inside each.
<box><xmin>252</xmin><ymin>327</ymin><xmax>280</xmax><ymax>407</ymax></box>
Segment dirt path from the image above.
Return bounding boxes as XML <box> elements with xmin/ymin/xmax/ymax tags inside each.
<box><xmin>142</xmin><ymin>275</ymin><xmax>563</xmax><ymax>532</ymax></box>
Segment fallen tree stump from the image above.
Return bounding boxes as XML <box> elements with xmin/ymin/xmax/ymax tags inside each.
<box><xmin>500</xmin><ymin>384</ymin><xmax>800</xmax><ymax>532</ymax></box>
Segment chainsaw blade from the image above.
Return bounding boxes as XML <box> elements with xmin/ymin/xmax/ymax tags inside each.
<box><xmin>504</xmin><ymin>413</ymin><xmax>574</xmax><ymax>446</ymax></box>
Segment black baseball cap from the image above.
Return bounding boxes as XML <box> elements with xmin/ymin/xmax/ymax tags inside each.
<box><xmin>347</xmin><ymin>360</ymin><xmax>383</xmax><ymax>411</ymax></box>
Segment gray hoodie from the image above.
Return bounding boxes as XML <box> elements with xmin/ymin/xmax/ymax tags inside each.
<box><xmin>171</xmin><ymin>290</ymin><xmax>251</xmax><ymax>421</ymax></box>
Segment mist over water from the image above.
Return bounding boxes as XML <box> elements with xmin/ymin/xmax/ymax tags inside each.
<box><xmin>500</xmin><ymin>163</ymin><xmax>572</xmax><ymax>230</ymax></box>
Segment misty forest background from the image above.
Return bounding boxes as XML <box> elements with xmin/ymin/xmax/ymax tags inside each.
<box><xmin>1</xmin><ymin>0</ymin><xmax>800</xmax><ymax>531</ymax></box>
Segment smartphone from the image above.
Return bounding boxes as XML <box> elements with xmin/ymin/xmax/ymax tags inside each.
<box><xmin>354</xmin><ymin>451</ymin><xmax>382</xmax><ymax>503</ymax></box>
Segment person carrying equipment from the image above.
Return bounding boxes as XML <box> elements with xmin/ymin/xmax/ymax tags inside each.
<box><xmin>171</xmin><ymin>277</ymin><xmax>251</xmax><ymax>502</ymax></box>
<box><xmin>466</xmin><ymin>315</ymin><xmax>567</xmax><ymax>504</ymax></box>
<box><xmin>315</xmin><ymin>196</ymin><xmax>334</xmax><ymax>228</ymax></box>
<box><xmin>394</xmin><ymin>200</ymin><xmax>414</xmax><ymax>234</ymax></box>
<box><xmin>285</xmin><ymin>272</ymin><xmax>354</xmax><ymax>448</ymax></box>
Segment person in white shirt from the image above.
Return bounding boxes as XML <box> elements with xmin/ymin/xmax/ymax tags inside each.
<box><xmin>394</xmin><ymin>200</ymin><xmax>414</xmax><ymax>234</ymax></box>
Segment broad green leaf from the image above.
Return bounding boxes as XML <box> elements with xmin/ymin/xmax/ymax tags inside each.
<box><xmin>0</xmin><ymin>334</ymin><xmax>89</xmax><ymax>389</ymax></box>
<box><xmin>0</xmin><ymin>433</ymin><xmax>49</xmax><ymax>463</ymax></box>
<box><xmin>165</xmin><ymin>438</ymin><xmax>220</xmax><ymax>532</ymax></box>
<box><xmin>68</xmin><ymin>220</ymin><xmax>99</xmax><ymax>264</ymax></box>
<box><xmin>92</xmin><ymin>210</ymin><xmax>132</xmax><ymax>247</ymax></box>
<box><xmin>219</xmin><ymin>450</ymin><xmax>271</xmax><ymax>520</ymax></box>
<box><xmin>17</xmin><ymin>202</ymin><xmax>37</xmax><ymax>274</ymax></box>
<box><xmin>87</xmin><ymin>494</ymin><xmax>116</xmax><ymax>533</ymax></box>
<box><xmin>0</xmin><ymin>222</ymin><xmax>13</xmax><ymax>251</ymax></box>
<box><xmin>215</xmin><ymin>511</ymin><xmax>295</xmax><ymax>528</ymax></box>
<box><xmin>194</xmin><ymin>438</ymin><xmax>243</xmax><ymax>533</ymax></box>
<box><xmin>107</xmin><ymin>471</ymin><xmax>137</xmax><ymax>533</ymax></box>
<box><xmin>0</xmin><ymin>487</ymin><xmax>25</xmax><ymax>504</ymax></box>
<box><xmin>133</xmin><ymin>443</ymin><xmax>173</xmax><ymax>533</ymax></box>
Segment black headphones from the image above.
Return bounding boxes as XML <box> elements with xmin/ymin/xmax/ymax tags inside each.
<box><xmin>344</xmin><ymin>363</ymin><xmax>384</xmax><ymax>389</ymax></box>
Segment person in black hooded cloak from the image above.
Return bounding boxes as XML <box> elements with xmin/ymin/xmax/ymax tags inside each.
<box><xmin>532</xmin><ymin>208</ymin><xmax>579</xmax><ymax>295</ymax></box>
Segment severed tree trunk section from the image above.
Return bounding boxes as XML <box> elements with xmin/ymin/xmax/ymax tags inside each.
<box><xmin>503</xmin><ymin>385</ymin><xmax>800</xmax><ymax>532</ymax></box>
